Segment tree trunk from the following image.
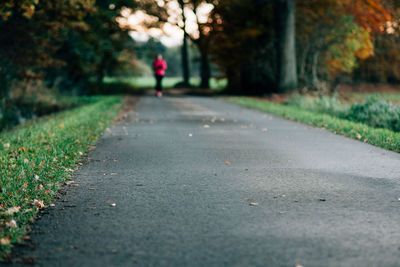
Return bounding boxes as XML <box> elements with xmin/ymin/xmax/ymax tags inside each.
<box><xmin>96</xmin><ymin>58</ymin><xmax>106</xmax><ymax>84</ymax></box>
<box><xmin>200</xmin><ymin>50</ymin><xmax>210</xmax><ymax>88</ymax></box>
<box><xmin>182</xmin><ymin>33</ymin><xmax>190</xmax><ymax>86</ymax></box>
<box><xmin>311</xmin><ymin>50</ymin><xmax>320</xmax><ymax>86</ymax></box>
<box><xmin>276</xmin><ymin>0</ymin><xmax>298</xmax><ymax>92</ymax></box>
<box><xmin>179</xmin><ymin>0</ymin><xmax>190</xmax><ymax>86</ymax></box>
<box><xmin>299</xmin><ymin>42</ymin><xmax>310</xmax><ymax>84</ymax></box>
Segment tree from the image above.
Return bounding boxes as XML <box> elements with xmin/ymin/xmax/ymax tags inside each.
<box><xmin>138</xmin><ymin>0</ymin><xmax>214</xmax><ymax>88</ymax></box>
<box><xmin>209</xmin><ymin>0</ymin><xmax>391</xmax><ymax>94</ymax></box>
<box><xmin>178</xmin><ymin>0</ymin><xmax>191</xmax><ymax>86</ymax></box>
<box><xmin>276</xmin><ymin>0</ymin><xmax>298</xmax><ymax>92</ymax></box>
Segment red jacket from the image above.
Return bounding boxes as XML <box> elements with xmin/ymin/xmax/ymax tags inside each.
<box><xmin>153</xmin><ymin>59</ymin><xmax>167</xmax><ymax>76</ymax></box>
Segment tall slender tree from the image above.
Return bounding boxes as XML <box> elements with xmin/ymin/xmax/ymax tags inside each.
<box><xmin>276</xmin><ymin>0</ymin><xmax>297</xmax><ymax>92</ymax></box>
<box><xmin>178</xmin><ymin>0</ymin><xmax>191</xmax><ymax>86</ymax></box>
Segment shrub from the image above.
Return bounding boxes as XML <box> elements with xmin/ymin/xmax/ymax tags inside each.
<box><xmin>346</xmin><ymin>96</ymin><xmax>400</xmax><ymax>132</ymax></box>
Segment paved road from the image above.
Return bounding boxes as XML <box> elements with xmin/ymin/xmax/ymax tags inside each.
<box><xmin>14</xmin><ymin>96</ymin><xmax>400</xmax><ymax>266</ymax></box>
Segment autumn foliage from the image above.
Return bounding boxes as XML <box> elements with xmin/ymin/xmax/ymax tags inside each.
<box><xmin>208</xmin><ymin>0</ymin><xmax>393</xmax><ymax>93</ymax></box>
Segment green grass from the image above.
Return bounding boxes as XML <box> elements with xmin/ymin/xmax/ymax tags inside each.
<box><xmin>228</xmin><ymin>97</ymin><xmax>400</xmax><ymax>153</ymax></box>
<box><xmin>0</xmin><ymin>96</ymin><xmax>122</xmax><ymax>259</ymax></box>
<box><xmin>104</xmin><ymin>76</ymin><xmax>228</xmax><ymax>90</ymax></box>
<box><xmin>344</xmin><ymin>92</ymin><xmax>400</xmax><ymax>102</ymax></box>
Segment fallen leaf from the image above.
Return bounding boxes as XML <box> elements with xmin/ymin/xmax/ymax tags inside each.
<box><xmin>69</xmin><ymin>183</ymin><xmax>79</xmax><ymax>187</ymax></box>
<box><xmin>50</xmin><ymin>204</ymin><xmax>55</xmax><ymax>207</ymax></box>
<box><xmin>110</xmin><ymin>203</ymin><xmax>116</xmax><ymax>207</ymax></box>
<box><xmin>21</xmin><ymin>235</ymin><xmax>31</xmax><ymax>241</ymax></box>
<box><xmin>78</xmin><ymin>151</ymin><xmax>83</xmax><ymax>155</ymax></box>
<box><xmin>24</xmin><ymin>159</ymin><xmax>29</xmax><ymax>164</ymax></box>
<box><xmin>0</xmin><ymin>237</ymin><xmax>10</xmax><ymax>245</ymax></box>
<box><xmin>59</xmin><ymin>123</ymin><xmax>65</xmax><ymax>128</ymax></box>
<box><xmin>34</xmin><ymin>175</ymin><xmax>40</xmax><ymax>181</ymax></box>
<box><xmin>249</xmin><ymin>202</ymin><xmax>259</xmax><ymax>206</ymax></box>
<box><xmin>225</xmin><ymin>162</ymin><xmax>231</xmax><ymax>165</ymax></box>
<box><xmin>262</xmin><ymin>128</ymin><xmax>268</xmax><ymax>132</ymax></box>
<box><xmin>245</xmin><ymin>168</ymin><xmax>249</xmax><ymax>171</ymax></box>
<box><xmin>3</xmin><ymin>207</ymin><xmax>20</xmax><ymax>215</ymax></box>
<box><xmin>319</xmin><ymin>198</ymin><xmax>326</xmax><ymax>202</ymax></box>
<box><xmin>33</xmin><ymin>199</ymin><xmax>45</xmax><ymax>208</ymax></box>
<box><xmin>6</xmin><ymin>219</ymin><xmax>17</xmax><ymax>228</ymax></box>
<box><xmin>203</xmin><ymin>124</ymin><xmax>210</xmax><ymax>128</ymax></box>
<box><xmin>188</xmin><ymin>133</ymin><xmax>193</xmax><ymax>137</ymax></box>
<box><xmin>3</xmin><ymin>143</ymin><xmax>10</xmax><ymax>149</ymax></box>
<box><xmin>356</xmin><ymin>133</ymin><xmax>362</xmax><ymax>140</ymax></box>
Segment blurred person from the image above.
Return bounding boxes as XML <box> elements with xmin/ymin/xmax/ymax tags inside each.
<box><xmin>153</xmin><ymin>54</ymin><xmax>168</xmax><ymax>97</ymax></box>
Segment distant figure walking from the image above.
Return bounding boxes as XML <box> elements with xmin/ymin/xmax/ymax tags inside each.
<box><xmin>153</xmin><ymin>54</ymin><xmax>168</xmax><ymax>97</ymax></box>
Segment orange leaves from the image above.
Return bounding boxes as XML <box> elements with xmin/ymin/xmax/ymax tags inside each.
<box><xmin>344</xmin><ymin>0</ymin><xmax>392</xmax><ymax>33</ymax></box>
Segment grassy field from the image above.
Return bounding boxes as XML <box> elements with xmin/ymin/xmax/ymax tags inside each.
<box><xmin>228</xmin><ymin>97</ymin><xmax>400</xmax><ymax>153</ymax></box>
<box><xmin>0</xmin><ymin>96</ymin><xmax>122</xmax><ymax>259</ymax></box>
<box><xmin>104</xmin><ymin>76</ymin><xmax>228</xmax><ymax>90</ymax></box>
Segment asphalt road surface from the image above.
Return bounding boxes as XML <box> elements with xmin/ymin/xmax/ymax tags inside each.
<box><xmin>13</xmin><ymin>96</ymin><xmax>400</xmax><ymax>267</ymax></box>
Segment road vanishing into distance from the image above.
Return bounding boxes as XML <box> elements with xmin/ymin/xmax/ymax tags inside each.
<box><xmin>15</xmin><ymin>96</ymin><xmax>400</xmax><ymax>266</ymax></box>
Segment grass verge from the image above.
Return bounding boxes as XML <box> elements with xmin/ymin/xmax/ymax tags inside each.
<box><xmin>0</xmin><ymin>96</ymin><xmax>122</xmax><ymax>259</ymax></box>
<box><xmin>103</xmin><ymin>76</ymin><xmax>228</xmax><ymax>90</ymax></box>
<box><xmin>228</xmin><ymin>97</ymin><xmax>400</xmax><ymax>153</ymax></box>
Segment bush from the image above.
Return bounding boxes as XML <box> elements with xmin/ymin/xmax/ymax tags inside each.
<box><xmin>346</xmin><ymin>96</ymin><xmax>400</xmax><ymax>132</ymax></box>
<box><xmin>286</xmin><ymin>94</ymin><xmax>400</xmax><ymax>132</ymax></box>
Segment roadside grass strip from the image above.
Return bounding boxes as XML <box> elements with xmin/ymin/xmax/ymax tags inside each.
<box><xmin>0</xmin><ymin>96</ymin><xmax>122</xmax><ymax>258</ymax></box>
<box><xmin>228</xmin><ymin>97</ymin><xmax>400</xmax><ymax>153</ymax></box>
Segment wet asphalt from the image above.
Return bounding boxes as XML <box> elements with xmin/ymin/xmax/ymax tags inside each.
<box><xmin>12</xmin><ymin>96</ymin><xmax>400</xmax><ymax>267</ymax></box>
